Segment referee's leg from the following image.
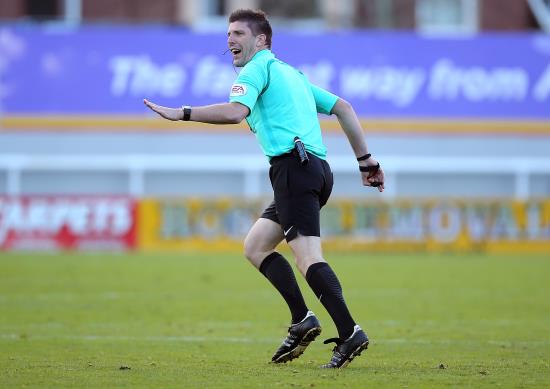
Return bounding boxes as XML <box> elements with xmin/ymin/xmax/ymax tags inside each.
<box><xmin>243</xmin><ymin>218</ymin><xmax>283</xmax><ymax>269</ymax></box>
<box><xmin>244</xmin><ymin>217</ymin><xmax>310</xmax><ymax>325</ymax></box>
<box><xmin>287</xmin><ymin>235</ymin><xmax>325</xmax><ymax>276</ymax></box>
<box><xmin>289</xmin><ymin>235</ymin><xmax>359</xmax><ymax>341</ymax></box>
<box><xmin>244</xmin><ymin>218</ymin><xmax>320</xmax><ymax>363</ymax></box>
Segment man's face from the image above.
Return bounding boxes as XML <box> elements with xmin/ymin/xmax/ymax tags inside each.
<box><xmin>227</xmin><ymin>21</ymin><xmax>262</xmax><ymax>67</ymax></box>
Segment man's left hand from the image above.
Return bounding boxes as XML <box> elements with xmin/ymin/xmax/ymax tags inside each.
<box><xmin>359</xmin><ymin>157</ymin><xmax>385</xmax><ymax>192</ymax></box>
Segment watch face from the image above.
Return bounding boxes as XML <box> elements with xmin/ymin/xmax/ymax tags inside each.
<box><xmin>183</xmin><ymin>107</ymin><xmax>191</xmax><ymax>121</ymax></box>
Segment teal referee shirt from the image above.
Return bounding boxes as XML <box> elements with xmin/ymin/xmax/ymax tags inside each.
<box><xmin>229</xmin><ymin>49</ymin><xmax>339</xmax><ymax>160</ymax></box>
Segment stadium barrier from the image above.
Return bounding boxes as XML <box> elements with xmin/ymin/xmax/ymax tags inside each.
<box><xmin>0</xmin><ymin>195</ymin><xmax>136</xmax><ymax>251</ymax></box>
<box><xmin>2</xmin><ymin>154</ymin><xmax>550</xmax><ymax>198</ymax></box>
<box><xmin>1</xmin><ymin>196</ymin><xmax>549</xmax><ymax>254</ymax></box>
<box><xmin>138</xmin><ymin>197</ymin><xmax>550</xmax><ymax>254</ymax></box>
<box><xmin>1</xmin><ymin>154</ymin><xmax>549</xmax><ymax>253</ymax></box>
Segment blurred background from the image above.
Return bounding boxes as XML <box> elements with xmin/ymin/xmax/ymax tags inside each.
<box><xmin>1</xmin><ymin>0</ymin><xmax>549</xmax><ymax>252</ymax></box>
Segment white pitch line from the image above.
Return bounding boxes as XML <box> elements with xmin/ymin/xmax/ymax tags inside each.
<box><xmin>1</xmin><ymin>333</ymin><xmax>549</xmax><ymax>346</ymax></box>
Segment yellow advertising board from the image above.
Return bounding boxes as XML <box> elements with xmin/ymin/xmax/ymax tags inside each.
<box><xmin>137</xmin><ymin>198</ymin><xmax>550</xmax><ymax>253</ymax></box>
<box><xmin>138</xmin><ymin>198</ymin><xmax>263</xmax><ymax>252</ymax></box>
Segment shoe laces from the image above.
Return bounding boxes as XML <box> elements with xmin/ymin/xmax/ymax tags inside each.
<box><xmin>323</xmin><ymin>337</ymin><xmax>344</xmax><ymax>352</ymax></box>
<box><xmin>323</xmin><ymin>337</ymin><xmax>343</xmax><ymax>346</ymax></box>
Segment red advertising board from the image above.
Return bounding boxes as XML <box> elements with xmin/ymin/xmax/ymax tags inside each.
<box><xmin>0</xmin><ymin>196</ymin><xmax>137</xmax><ymax>251</ymax></box>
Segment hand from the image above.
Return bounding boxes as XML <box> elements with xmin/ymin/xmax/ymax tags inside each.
<box><xmin>359</xmin><ymin>157</ymin><xmax>385</xmax><ymax>192</ymax></box>
<box><xmin>143</xmin><ymin>99</ymin><xmax>183</xmax><ymax>121</ymax></box>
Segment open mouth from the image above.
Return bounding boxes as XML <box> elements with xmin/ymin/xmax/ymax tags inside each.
<box><xmin>230</xmin><ymin>48</ymin><xmax>242</xmax><ymax>56</ymax></box>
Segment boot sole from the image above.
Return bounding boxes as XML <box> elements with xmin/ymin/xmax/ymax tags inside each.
<box><xmin>271</xmin><ymin>326</ymin><xmax>322</xmax><ymax>364</ymax></box>
<box><xmin>339</xmin><ymin>340</ymin><xmax>369</xmax><ymax>368</ymax></box>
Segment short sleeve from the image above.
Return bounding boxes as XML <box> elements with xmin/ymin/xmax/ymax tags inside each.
<box><xmin>310</xmin><ymin>83</ymin><xmax>339</xmax><ymax>115</ymax></box>
<box><xmin>229</xmin><ymin>62</ymin><xmax>267</xmax><ymax>112</ymax></box>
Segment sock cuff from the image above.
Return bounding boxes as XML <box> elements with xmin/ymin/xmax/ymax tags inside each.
<box><xmin>305</xmin><ymin>261</ymin><xmax>330</xmax><ymax>282</ymax></box>
<box><xmin>259</xmin><ymin>251</ymin><xmax>285</xmax><ymax>276</ymax></box>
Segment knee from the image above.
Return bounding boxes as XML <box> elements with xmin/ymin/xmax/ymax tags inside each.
<box><xmin>243</xmin><ymin>235</ymin><xmax>267</xmax><ymax>265</ymax></box>
<box><xmin>295</xmin><ymin>256</ymin><xmax>325</xmax><ymax>277</ymax></box>
<box><xmin>243</xmin><ymin>236</ymin><xmax>256</xmax><ymax>262</ymax></box>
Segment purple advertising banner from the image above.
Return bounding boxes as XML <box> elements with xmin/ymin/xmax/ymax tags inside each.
<box><xmin>1</xmin><ymin>25</ymin><xmax>550</xmax><ymax>119</ymax></box>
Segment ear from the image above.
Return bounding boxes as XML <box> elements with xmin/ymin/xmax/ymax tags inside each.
<box><xmin>256</xmin><ymin>34</ymin><xmax>266</xmax><ymax>47</ymax></box>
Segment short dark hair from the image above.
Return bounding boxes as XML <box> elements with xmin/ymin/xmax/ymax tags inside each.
<box><xmin>229</xmin><ymin>9</ymin><xmax>272</xmax><ymax>48</ymax></box>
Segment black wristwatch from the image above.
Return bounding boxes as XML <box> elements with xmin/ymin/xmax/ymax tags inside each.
<box><xmin>182</xmin><ymin>105</ymin><xmax>192</xmax><ymax>121</ymax></box>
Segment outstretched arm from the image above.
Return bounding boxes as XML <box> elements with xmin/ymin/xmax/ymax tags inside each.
<box><xmin>143</xmin><ymin>99</ymin><xmax>249</xmax><ymax>124</ymax></box>
<box><xmin>331</xmin><ymin>98</ymin><xmax>385</xmax><ymax>192</ymax></box>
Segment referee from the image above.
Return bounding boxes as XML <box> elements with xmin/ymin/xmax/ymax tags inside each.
<box><xmin>144</xmin><ymin>9</ymin><xmax>385</xmax><ymax>369</ymax></box>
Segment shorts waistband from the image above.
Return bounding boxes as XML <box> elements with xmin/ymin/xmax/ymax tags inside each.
<box><xmin>269</xmin><ymin>151</ymin><xmax>295</xmax><ymax>165</ymax></box>
<box><xmin>269</xmin><ymin>150</ymin><xmax>322</xmax><ymax>166</ymax></box>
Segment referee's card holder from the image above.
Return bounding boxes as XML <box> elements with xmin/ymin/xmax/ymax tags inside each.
<box><xmin>293</xmin><ymin>137</ymin><xmax>309</xmax><ymax>166</ymax></box>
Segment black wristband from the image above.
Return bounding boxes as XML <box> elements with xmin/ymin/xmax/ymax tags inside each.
<box><xmin>182</xmin><ymin>105</ymin><xmax>192</xmax><ymax>121</ymax></box>
<box><xmin>357</xmin><ymin>153</ymin><xmax>371</xmax><ymax>162</ymax></box>
<box><xmin>359</xmin><ymin>163</ymin><xmax>380</xmax><ymax>174</ymax></box>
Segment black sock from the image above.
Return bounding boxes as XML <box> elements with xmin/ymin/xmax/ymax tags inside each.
<box><xmin>259</xmin><ymin>252</ymin><xmax>309</xmax><ymax>324</ymax></box>
<box><xmin>306</xmin><ymin>262</ymin><xmax>356</xmax><ymax>339</ymax></box>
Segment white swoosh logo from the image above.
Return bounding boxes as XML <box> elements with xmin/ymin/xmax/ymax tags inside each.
<box><xmin>283</xmin><ymin>226</ymin><xmax>293</xmax><ymax>236</ymax></box>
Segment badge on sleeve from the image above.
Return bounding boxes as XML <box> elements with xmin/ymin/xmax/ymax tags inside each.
<box><xmin>230</xmin><ymin>83</ymin><xmax>248</xmax><ymax>97</ymax></box>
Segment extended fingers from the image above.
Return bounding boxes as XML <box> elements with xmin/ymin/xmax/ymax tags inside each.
<box><xmin>144</xmin><ymin>98</ymin><xmax>167</xmax><ymax>112</ymax></box>
<box><xmin>144</xmin><ymin>99</ymin><xmax>160</xmax><ymax>111</ymax></box>
<box><xmin>144</xmin><ymin>99</ymin><xmax>172</xmax><ymax>119</ymax></box>
<box><xmin>367</xmin><ymin>171</ymin><xmax>385</xmax><ymax>192</ymax></box>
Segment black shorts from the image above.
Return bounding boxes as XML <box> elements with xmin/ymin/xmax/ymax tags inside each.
<box><xmin>260</xmin><ymin>151</ymin><xmax>333</xmax><ymax>242</ymax></box>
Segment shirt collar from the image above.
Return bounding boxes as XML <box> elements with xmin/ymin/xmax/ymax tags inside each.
<box><xmin>250</xmin><ymin>49</ymin><xmax>274</xmax><ymax>62</ymax></box>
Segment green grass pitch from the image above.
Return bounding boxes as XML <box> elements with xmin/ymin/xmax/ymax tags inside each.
<box><xmin>1</xmin><ymin>251</ymin><xmax>549</xmax><ymax>388</ymax></box>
